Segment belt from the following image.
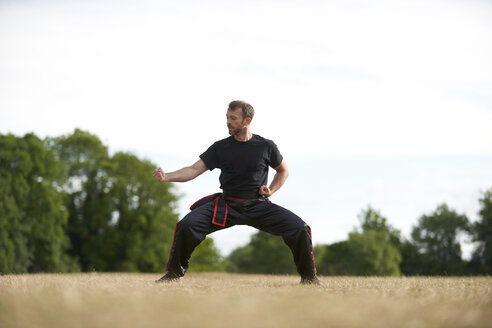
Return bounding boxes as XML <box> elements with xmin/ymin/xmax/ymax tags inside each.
<box><xmin>189</xmin><ymin>190</ymin><xmax>260</xmax><ymax>227</ymax></box>
<box><xmin>223</xmin><ymin>189</ymin><xmax>260</xmax><ymax>199</ymax></box>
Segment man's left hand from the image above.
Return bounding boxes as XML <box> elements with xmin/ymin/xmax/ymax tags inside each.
<box><xmin>259</xmin><ymin>185</ymin><xmax>272</xmax><ymax>197</ymax></box>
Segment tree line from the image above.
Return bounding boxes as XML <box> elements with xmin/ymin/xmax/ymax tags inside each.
<box><xmin>1</xmin><ymin>129</ymin><xmax>183</xmax><ymax>273</ymax></box>
<box><xmin>1</xmin><ymin>130</ymin><xmax>491</xmax><ymax>275</ymax></box>
<box><xmin>226</xmin><ymin>201</ymin><xmax>491</xmax><ymax>276</ymax></box>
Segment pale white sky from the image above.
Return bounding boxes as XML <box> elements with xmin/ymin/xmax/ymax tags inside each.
<box><xmin>1</xmin><ymin>0</ymin><xmax>492</xmax><ymax>256</ymax></box>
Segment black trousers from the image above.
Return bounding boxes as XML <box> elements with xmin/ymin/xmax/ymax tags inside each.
<box><xmin>165</xmin><ymin>196</ymin><xmax>317</xmax><ymax>279</ymax></box>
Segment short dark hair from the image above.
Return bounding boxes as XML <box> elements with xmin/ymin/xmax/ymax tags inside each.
<box><xmin>228</xmin><ymin>100</ymin><xmax>254</xmax><ymax>120</ymax></box>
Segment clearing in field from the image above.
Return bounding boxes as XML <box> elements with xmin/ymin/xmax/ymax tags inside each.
<box><xmin>0</xmin><ymin>273</ymin><xmax>491</xmax><ymax>328</ymax></box>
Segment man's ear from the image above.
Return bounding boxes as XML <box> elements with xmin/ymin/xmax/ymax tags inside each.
<box><xmin>244</xmin><ymin>117</ymin><xmax>252</xmax><ymax>125</ymax></box>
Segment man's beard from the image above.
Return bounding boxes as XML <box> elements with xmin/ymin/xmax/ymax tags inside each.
<box><xmin>228</xmin><ymin>126</ymin><xmax>244</xmax><ymax>136</ymax></box>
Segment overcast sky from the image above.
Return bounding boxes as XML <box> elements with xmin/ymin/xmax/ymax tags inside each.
<box><xmin>1</xmin><ymin>0</ymin><xmax>492</xmax><ymax>256</ymax></box>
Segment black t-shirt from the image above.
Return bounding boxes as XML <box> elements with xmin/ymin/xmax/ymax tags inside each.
<box><xmin>199</xmin><ymin>134</ymin><xmax>283</xmax><ymax>191</ymax></box>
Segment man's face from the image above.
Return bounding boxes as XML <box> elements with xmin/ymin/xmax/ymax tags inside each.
<box><xmin>226</xmin><ymin>107</ymin><xmax>247</xmax><ymax>136</ymax></box>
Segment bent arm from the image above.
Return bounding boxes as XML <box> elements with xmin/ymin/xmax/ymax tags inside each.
<box><xmin>269</xmin><ymin>159</ymin><xmax>289</xmax><ymax>194</ymax></box>
<box><xmin>259</xmin><ymin>159</ymin><xmax>289</xmax><ymax>197</ymax></box>
<box><xmin>153</xmin><ymin>159</ymin><xmax>208</xmax><ymax>183</ymax></box>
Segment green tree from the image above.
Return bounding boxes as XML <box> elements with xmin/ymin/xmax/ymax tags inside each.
<box><xmin>108</xmin><ymin>152</ymin><xmax>179</xmax><ymax>272</ymax></box>
<box><xmin>315</xmin><ymin>241</ymin><xmax>352</xmax><ymax>275</ymax></box>
<box><xmin>0</xmin><ymin>134</ymin><xmax>32</xmax><ymax>273</ymax></box>
<box><xmin>188</xmin><ymin>238</ymin><xmax>226</xmax><ymax>272</ymax></box>
<box><xmin>471</xmin><ymin>188</ymin><xmax>492</xmax><ymax>274</ymax></box>
<box><xmin>48</xmin><ymin>129</ymin><xmax>114</xmax><ymax>271</ymax></box>
<box><xmin>359</xmin><ymin>205</ymin><xmax>401</xmax><ymax>247</ymax></box>
<box><xmin>317</xmin><ymin>232</ymin><xmax>401</xmax><ymax>276</ymax></box>
<box><xmin>351</xmin><ymin>207</ymin><xmax>402</xmax><ymax>276</ymax></box>
<box><xmin>410</xmin><ymin>203</ymin><xmax>469</xmax><ymax>275</ymax></box>
<box><xmin>316</xmin><ymin>206</ymin><xmax>402</xmax><ymax>276</ymax></box>
<box><xmin>313</xmin><ymin>244</ymin><xmax>325</xmax><ymax>270</ymax></box>
<box><xmin>1</xmin><ymin>129</ymin><xmax>221</xmax><ymax>273</ymax></box>
<box><xmin>346</xmin><ymin>230</ymin><xmax>402</xmax><ymax>276</ymax></box>
<box><xmin>227</xmin><ymin>231</ymin><xmax>296</xmax><ymax>274</ymax></box>
<box><xmin>226</xmin><ymin>244</ymin><xmax>254</xmax><ymax>273</ymax></box>
<box><xmin>0</xmin><ymin>133</ymin><xmax>77</xmax><ymax>273</ymax></box>
<box><xmin>48</xmin><ymin>129</ymin><xmax>180</xmax><ymax>272</ymax></box>
<box><xmin>398</xmin><ymin>240</ymin><xmax>423</xmax><ymax>275</ymax></box>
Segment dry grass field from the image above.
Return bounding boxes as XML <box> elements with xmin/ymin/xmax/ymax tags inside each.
<box><xmin>0</xmin><ymin>273</ymin><xmax>491</xmax><ymax>328</ymax></box>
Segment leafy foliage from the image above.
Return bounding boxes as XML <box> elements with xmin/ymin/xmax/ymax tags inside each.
<box><xmin>48</xmin><ymin>129</ymin><xmax>113</xmax><ymax>271</ymax></box>
<box><xmin>409</xmin><ymin>204</ymin><xmax>469</xmax><ymax>275</ymax></box>
<box><xmin>48</xmin><ymin>129</ymin><xmax>183</xmax><ymax>272</ymax></box>
<box><xmin>316</xmin><ymin>206</ymin><xmax>401</xmax><ymax>276</ymax></box>
<box><xmin>346</xmin><ymin>230</ymin><xmax>401</xmax><ymax>276</ymax></box>
<box><xmin>470</xmin><ymin>188</ymin><xmax>492</xmax><ymax>274</ymax></box>
<box><xmin>0</xmin><ymin>129</ymin><xmax>235</xmax><ymax>274</ymax></box>
<box><xmin>188</xmin><ymin>238</ymin><xmax>226</xmax><ymax>272</ymax></box>
<box><xmin>227</xmin><ymin>231</ymin><xmax>296</xmax><ymax>274</ymax></box>
<box><xmin>1</xmin><ymin>130</ymin><xmax>491</xmax><ymax>275</ymax></box>
<box><xmin>0</xmin><ymin>133</ymin><xmax>77</xmax><ymax>273</ymax></box>
<box><xmin>105</xmin><ymin>152</ymin><xmax>180</xmax><ymax>272</ymax></box>
<box><xmin>315</xmin><ymin>241</ymin><xmax>352</xmax><ymax>275</ymax></box>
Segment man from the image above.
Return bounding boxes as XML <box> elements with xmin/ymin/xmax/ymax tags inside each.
<box><xmin>153</xmin><ymin>100</ymin><xmax>320</xmax><ymax>285</ymax></box>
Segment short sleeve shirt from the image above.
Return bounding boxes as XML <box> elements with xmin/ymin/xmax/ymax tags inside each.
<box><xmin>199</xmin><ymin>134</ymin><xmax>283</xmax><ymax>191</ymax></box>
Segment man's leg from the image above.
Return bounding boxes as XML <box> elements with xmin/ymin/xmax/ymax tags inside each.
<box><xmin>248</xmin><ymin>201</ymin><xmax>318</xmax><ymax>282</ymax></box>
<box><xmin>159</xmin><ymin>201</ymin><xmax>229</xmax><ymax>280</ymax></box>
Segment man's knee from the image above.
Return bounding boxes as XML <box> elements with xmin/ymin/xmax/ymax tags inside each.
<box><xmin>282</xmin><ymin>223</ymin><xmax>311</xmax><ymax>244</ymax></box>
<box><xmin>297</xmin><ymin>223</ymin><xmax>311</xmax><ymax>238</ymax></box>
<box><xmin>281</xmin><ymin>207</ymin><xmax>307</xmax><ymax>229</ymax></box>
<box><xmin>289</xmin><ymin>215</ymin><xmax>309</xmax><ymax>232</ymax></box>
<box><xmin>176</xmin><ymin>214</ymin><xmax>197</xmax><ymax>232</ymax></box>
<box><xmin>176</xmin><ymin>212</ymin><xmax>212</xmax><ymax>241</ymax></box>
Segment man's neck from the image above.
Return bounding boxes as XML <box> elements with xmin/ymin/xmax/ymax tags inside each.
<box><xmin>234</xmin><ymin>129</ymin><xmax>253</xmax><ymax>142</ymax></box>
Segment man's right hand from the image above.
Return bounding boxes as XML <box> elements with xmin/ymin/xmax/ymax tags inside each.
<box><xmin>151</xmin><ymin>160</ymin><xmax>207</xmax><ymax>183</ymax></box>
<box><xmin>152</xmin><ymin>167</ymin><xmax>168</xmax><ymax>182</ymax></box>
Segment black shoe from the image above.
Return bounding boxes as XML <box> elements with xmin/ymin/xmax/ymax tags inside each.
<box><xmin>300</xmin><ymin>276</ymin><xmax>322</xmax><ymax>286</ymax></box>
<box><xmin>155</xmin><ymin>272</ymin><xmax>181</xmax><ymax>283</ymax></box>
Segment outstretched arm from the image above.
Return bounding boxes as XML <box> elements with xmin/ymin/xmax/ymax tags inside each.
<box><xmin>152</xmin><ymin>159</ymin><xmax>208</xmax><ymax>183</ymax></box>
<box><xmin>259</xmin><ymin>159</ymin><xmax>289</xmax><ymax>197</ymax></box>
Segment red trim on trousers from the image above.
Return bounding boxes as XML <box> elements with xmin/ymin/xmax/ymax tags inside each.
<box><xmin>166</xmin><ymin>222</ymin><xmax>179</xmax><ymax>271</ymax></box>
<box><xmin>309</xmin><ymin>226</ymin><xmax>317</xmax><ymax>274</ymax></box>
